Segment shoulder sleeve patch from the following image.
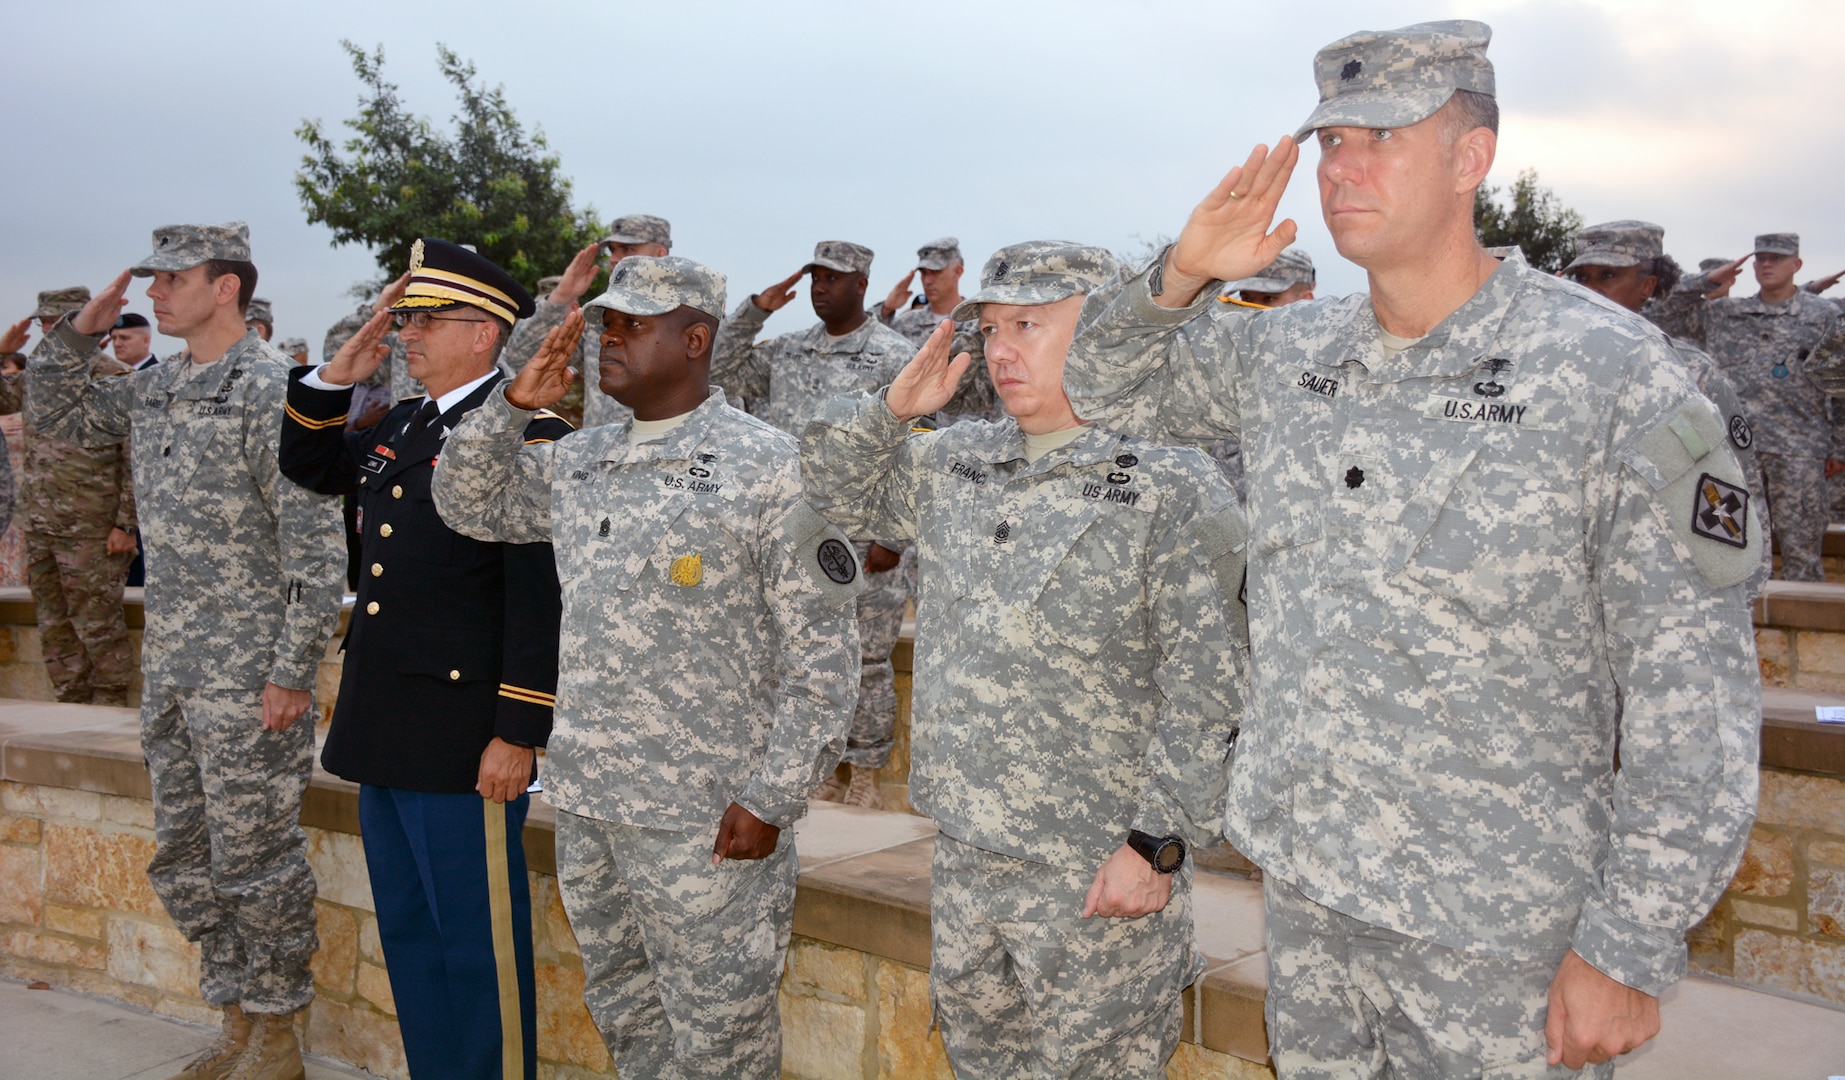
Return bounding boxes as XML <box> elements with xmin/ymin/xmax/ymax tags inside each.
<box><xmin>1190</xmin><ymin>501</ymin><xmax>1250</xmax><ymax>645</ymax></box>
<box><xmin>1619</xmin><ymin>398</ymin><xmax>1760</xmax><ymax>590</ymax></box>
<box><xmin>780</xmin><ymin>500</ymin><xmax>866</xmax><ymax>604</ymax></box>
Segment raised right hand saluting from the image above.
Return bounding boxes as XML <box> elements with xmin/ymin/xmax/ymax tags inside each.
<box><xmin>750</xmin><ymin>269</ymin><xmax>805</xmax><ymax>313</ymax></box>
<box><xmin>1160</xmin><ymin>138</ymin><xmax>1302</xmax><ymax>308</ymax></box>
<box><xmin>504</xmin><ymin>305</ymin><xmax>584</xmax><ymax>410</ymax></box>
<box><xmin>885</xmin><ymin>317</ymin><xmax>971</xmax><ymax>422</ymax></box>
<box><xmin>71</xmin><ymin>270</ymin><xmax>134</xmax><ymax>336</ymax></box>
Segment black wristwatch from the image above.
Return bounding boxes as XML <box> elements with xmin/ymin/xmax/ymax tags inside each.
<box><xmin>1127</xmin><ymin>829</ymin><xmax>1186</xmax><ymax>874</ymax></box>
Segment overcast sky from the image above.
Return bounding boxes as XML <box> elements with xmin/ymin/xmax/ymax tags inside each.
<box><xmin>3</xmin><ymin>0</ymin><xmax>1840</xmax><ymax>359</ymax></box>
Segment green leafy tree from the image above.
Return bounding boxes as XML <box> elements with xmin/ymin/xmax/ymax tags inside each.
<box><xmin>1474</xmin><ymin>168</ymin><xmax>1582</xmax><ymax>274</ymax></box>
<box><xmin>296</xmin><ymin>41</ymin><xmax>603</xmax><ymax>294</ymax></box>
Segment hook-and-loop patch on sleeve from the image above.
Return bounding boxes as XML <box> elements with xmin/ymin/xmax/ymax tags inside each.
<box><xmin>1617</xmin><ymin>397</ymin><xmax>1760</xmax><ymax>590</ymax></box>
<box><xmin>1190</xmin><ymin>501</ymin><xmax>1251</xmax><ymax>647</ymax></box>
<box><xmin>781</xmin><ymin>501</ymin><xmax>867</xmax><ymax>604</ymax></box>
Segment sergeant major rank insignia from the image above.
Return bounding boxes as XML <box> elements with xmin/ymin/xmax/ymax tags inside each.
<box><xmin>1691</xmin><ymin>473</ymin><xmax>1749</xmax><ymax>549</ymax></box>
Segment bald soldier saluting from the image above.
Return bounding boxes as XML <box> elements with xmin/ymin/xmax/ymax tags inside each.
<box><xmin>1062</xmin><ymin>21</ymin><xmax>1761</xmax><ymax>1078</ymax></box>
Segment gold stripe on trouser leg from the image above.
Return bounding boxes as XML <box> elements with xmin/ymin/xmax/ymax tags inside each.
<box><xmin>483</xmin><ymin>798</ymin><xmax>525</xmax><ymax>1079</ymax></box>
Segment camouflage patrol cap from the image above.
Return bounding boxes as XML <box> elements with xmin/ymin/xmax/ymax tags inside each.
<box><xmin>584</xmin><ymin>256</ymin><xmax>726</xmax><ymax>320</ymax></box>
<box><xmin>916</xmin><ymin>237</ymin><xmax>962</xmax><ymax>271</ymax></box>
<box><xmin>951</xmin><ymin>241</ymin><xmax>1121</xmax><ymax>322</ymax></box>
<box><xmin>245</xmin><ymin>297</ymin><xmax>274</xmax><ymax>326</ymax></box>
<box><xmin>535</xmin><ymin>276</ymin><xmax>564</xmax><ymax>295</ymax></box>
<box><xmin>130</xmin><ymin>222</ymin><xmax>252</xmax><ymax>276</ymax></box>
<box><xmin>1754</xmin><ymin>233</ymin><xmax>1799</xmax><ymax>257</ymax></box>
<box><xmin>1226</xmin><ymin>248</ymin><xmax>1317</xmax><ymax>294</ymax></box>
<box><xmin>805</xmin><ymin>241</ymin><xmax>874</xmax><ymax>276</ymax></box>
<box><xmin>1295</xmin><ymin>20</ymin><xmax>1495</xmax><ymax>142</ymax></box>
<box><xmin>32</xmin><ymin>286</ymin><xmax>92</xmax><ymax>319</ymax></box>
<box><xmin>601</xmin><ymin>214</ymin><xmax>672</xmax><ymax>250</ymax></box>
<box><xmin>275</xmin><ymin>337</ymin><xmax>309</xmax><ymax>356</ymax></box>
<box><xmin>1699</xmin><ymin>258</ymin><xmax>1728</xmax><ymax>272</ymax></box>
<box><xmin>1564</xmin><ymin>220</ymin><xmax>1664</xmax><ymax>271</ymax></box>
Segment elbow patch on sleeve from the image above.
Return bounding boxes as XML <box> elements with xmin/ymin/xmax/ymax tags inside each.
<box><xmin>781</xmin><ymin>501</ymin><xmax>867</xmax><ymax>604</ymax></box>
<box><xmin>1619</xmin><ymin>399</ymin><xmax>1760</xmax><ymax>590</ymax></box>
<box><xmin>1191</xmin><ymin>502</ymin><xmax>1250</xmax><ymax>644</ymax></box>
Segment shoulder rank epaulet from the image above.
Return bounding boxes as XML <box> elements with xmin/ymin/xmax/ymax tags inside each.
<box><xmin>396</xmin><ymin>393</ymin><xmax>424</xmax><ymax>404</ymax></box>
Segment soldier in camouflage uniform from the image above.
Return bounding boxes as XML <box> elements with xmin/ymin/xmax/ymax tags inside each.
<box><xmin>1655</xmin><ymin>233</ymin><xmax>1840</xmax><ymax>579</ymax></box>
<box><xmin>1566</xmin><ymin>219</ymin><xmax>1772</xmax><ymax>596</ymax></box>
<box><xmin>433</xmin><ymin>255</ymin><xmax>861</xmax><ymax>1079</ymax></box>
<box><xmin>1063</xmin><ymin>22</ymin><xmax>1761</xmax><ymax>1077</ymax></box>
<box><xmin>713</xmin><ymin>241</ymin><xmax>916</xmax><ymax>807</ymax></box>
<box><xmin>803</xmin><ymin>240</ymin><xmax>1248</xmax><ymax>1077</ymax></box>
<box><xmin>874</xmin><ymin>237</ymin><xmax>997</xmax><ymax>425</ymax></box>
<box><xmin>0</xmin><ymin>288</ymin><xmax>139</xmax><ymax>704</ymax></box>
<box><xmin>28</xmin><ymin>223</ymin><xmax>346</xmax><ymax>1080</ymax></box>
<box><xmin>244</xmin><ymin>297</ymin><xmax>273</xmax><ymax>342</ymax></box>
<box><xmin>503</xmin><ymin>214</ymin><xmax>669</xmax><ymax>431</ymax></box>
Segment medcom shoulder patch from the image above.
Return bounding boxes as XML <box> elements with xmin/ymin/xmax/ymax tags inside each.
<box><xmin>817</xmin><ymin>538</ymin><xmax>856</xmax><ymax>585</ymax></box>
<box><xmin>1691</xmin><ymin>473</ymin><xmax>1749</xmax><ymax>549</ymax></box>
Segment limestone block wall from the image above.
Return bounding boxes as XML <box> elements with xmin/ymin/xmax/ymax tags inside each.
<box><xmin>1688</xmin><ymin>765</ymin><xmax>1845</xmax><ymax>1006</ymax></box>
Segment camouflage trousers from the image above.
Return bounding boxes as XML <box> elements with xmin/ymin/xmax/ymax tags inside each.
<box><xmin>1264</xmin><ymin>875</ymin><xmax>1611</xmax><ymax>1079</ymax></box>
<box><xmin>844</xmin><ymin>542</ymin><xmax>911</xmax><ymax>769</ymax></box>
<box><xmin>930</xmin><ymin>834</ymin><xmax>1198</xmax><ymax>1078</ymax></box>
<box><xmin>1759</xmin><ymin>451</ymin><xmax>1827</xmax><ymax>581</ymax></box>
<box><xmin>142</xmin><ymin>683</ymin><xmax>318</xmax><ymax>1014</ymax></box>
<box><xmin>555</xmin><ymin>810</ymin><xmax>796</xmax><ymax>1080</ymax></box>
<box><xmin>26</xmin><ymin>531</ymin><xmax>133</xmax><ymax>705</ymax></box>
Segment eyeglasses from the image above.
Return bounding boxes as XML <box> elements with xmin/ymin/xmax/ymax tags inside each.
<box><xmin>390</xmin><ymin>312</ymin><xmax>489</xmax><ymax>330</ymax></box>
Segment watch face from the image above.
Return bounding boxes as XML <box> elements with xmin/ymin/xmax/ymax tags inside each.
<box><xmin>1156</xmin><ymin>840</ymin><xmax>1185</xmax><ymax>873</ymax></box>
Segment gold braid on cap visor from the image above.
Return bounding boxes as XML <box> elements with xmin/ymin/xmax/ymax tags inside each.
<box><xmin>397</xmin><ymin>266</ymin><xmax>521</xmax><ymax>321</ymax></box>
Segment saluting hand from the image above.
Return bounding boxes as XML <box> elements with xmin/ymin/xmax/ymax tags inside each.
<box><xmin>71</xmin><ymin>270</ymin><xmax>134</xmax><ymax>337</ymax></box>
<box><xmin>751</xmin><ymin>270</ymin><xmax>805</xmax><ymax>313</ymax></box>
<box><xmin>880</xmin><ymin>270</ymin><xmax>916</xmax><ymax>318</ymax></box>
<box><xmin>713</xmin><ymin>802</ymin><xmax>780</xmax><ymax>864</ymax></box>
<box><xmin>885</xmin><ymin>317</ymin><xmax>971</xmax><ymax>421</ymax></box>
<box><xmin>505</xmin><ymin>306</ymin><xmax>584</xmax><ymax>410</ymax></box>
<box><xmin>1705</xmin><ymin>254</ymin><xmax>1751</xmax><ymax>291</ymax></box>
<box><xmin>370</xmin><ymin>272</ymin><xmax>410</xmax><ymax>315</ymax></box>
<box><xmin>477</xmin><ymin>737</ymin><xmax>536</xmax><ymax>803</ymax></box>
<box><xmin>0</xmin><ymin>318</ymin><xmax>30</xmax><ymax>355</ymax></box>
<box><xmin>1810</xmin><ymin>268</ymin><xmax>1845</xmax><ymax>294</ymax></box>
<box><xmin>551</xmin><ymin>243</ymin><xmax>601</xmax><ymax>305</ymax></box>
<box><xmin>318</xmin><ymin>309</ymin><xmax>394</xmax><ymax>387</ymax></box>
<box><xmin>1161</xmin><ymin>138</ymin><xmax>1302</xmax><ymax>308</ymax></box>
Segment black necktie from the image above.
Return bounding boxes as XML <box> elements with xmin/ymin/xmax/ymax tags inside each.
<box><xmin>409</xmin><ymin>400</ymin><xmax>440</xmax><ymax>438</ymax></box>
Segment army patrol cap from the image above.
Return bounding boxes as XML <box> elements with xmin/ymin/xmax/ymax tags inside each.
<box><xmin>916</xmin><ymin>237</ymin><xmax>962</xmax><ymax>272</ymax></box>
<box><xmin>583</xmin><ymin>256</ymin><xmax>727</xmax><ymax>321</ymax></box>
<box><xmin>1295</xmin><ymin>20</ymin><xmax>1495</xmax><ymax>142</ymax></box>
<box><xmin>535</xmin><ymin>275</ymin><xmax>564</xmax><ymax>296</ymax></box>
<box><xmin>245</xmin><ymin>297</ymin><xmax>274</xmax><ymax>326</ymax></box>
<box><xmin>951</xmin><ymin>241</ymin><xmax>1121</xmax><ymax>323</ymax></box>
<box><xmin>275</xmin><ymin>337</ymin><xmax>309</xmax><ymax>356</ymax></box>
<box><xmin>601</xmin><ymin>214</ymin><xmax>672</xmax><ymax>250</ymax></box>
<box><xmin>1564</xmin><ymin>220</ymin><xmax>1664</xmax><ymax>272</ymax></box>
<box><xmin>32</xmin><ymin>286</ymin><xmax>91</xmax><ymax>319</ymax></box>
<box><xmin>391</xmin><ymin>238</ymin><xmax>537</xmax><ymax>323</ymax></box>
<box><xmin>1754</xmin><ymin>233</ymin><xmax>1799</xmax><ymax>257</ymax></box>
<box><xmin>130</xmin><ymin>222</ymin><xmax>252</xmax><ymax>276</ymax></box>
<box><xmin>1699</xmin><ymin>258</ymin><xmax>1728</xmax><ymax>272</ymax></box>
<box><xmin>805</xmin><ymin>241</ymin><xmax>874</xmax><ymax>276</ymax></box>
<box><xmin>1226</xmin><ymin>248</ymin><xmax>1317</xmax><ymax>294</ymax></box>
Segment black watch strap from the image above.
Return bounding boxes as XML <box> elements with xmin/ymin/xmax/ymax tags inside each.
<box><xmin>1127</xmin><ymin>829</ymin><xmax>1185</xmax><ymax>874</ymax></box>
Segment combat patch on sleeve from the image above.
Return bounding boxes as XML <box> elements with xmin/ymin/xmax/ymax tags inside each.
<box><xmin>781</xmin><ymin>502</ymin><xmax>866</xmax><ymax>604</ymax></box>
<box><xmin>1619</xmin><ymin>400</ymin><xmax>1759</xmax><ymax>590</ymax></box>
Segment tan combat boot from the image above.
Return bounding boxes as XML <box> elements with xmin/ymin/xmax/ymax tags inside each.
<box><xmin>165</xmin><ymin>1003</ymin><xmax>251</xmax><ymax>1080</ymax></box>
<box><xmin>225</xmin><ymin>1008</ymin><xmax>306</xmax><ymax>1080</ymax></box>
<box><xmin>843</xmin><ymin>765</ymin><xmax>883</xmax><ymax>810</ymax></box>
<box><xmin>810</xmin><ymin>764</ymin><xmax>847</xmax><ymax>803</ymax></box>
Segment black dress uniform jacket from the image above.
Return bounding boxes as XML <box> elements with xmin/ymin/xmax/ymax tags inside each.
<box><xmin>279</xmin><ymin>368</ymin><xmax>573</xmax><ymax>792</ymax></box>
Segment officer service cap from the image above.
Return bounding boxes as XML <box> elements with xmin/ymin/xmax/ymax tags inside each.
<box><xmin>601</xmin><ymin>214</ymin><xmax>672</xmax><ymax>250</ymax></box>
<box><xmin>390</xmin><ymin>238</ymin><xmax>536</xmax><ymax>323</ymax></box>
<box><xmin>951</xmin><ymin>241</ymin><xmax>1120</xmax><ymax>323</ymax></box>
<box><xmin>113</xmin><ymin>312</ymin><xmax>150</xmax><ymax>330</ymax></box>
<box><xmin>245</xmin><ymin>297</ymin><xmax>274</xmax><ymax>325</ymax></box>
<box><xmin>1754</xmin><ymin>233</ymin><xmax>1799</xmax><ymax>257</ymax></box>
<box><xmin>805</xmin><ymin>241</ymin><xmax>874</xmax><ymax>276</ymax></box>
<box><xmin>1225</xmin><ymin>248</ymin><xmax>1317</xmax><ymax>294</ymax></box>
<box><xmin>1295</xmin><ymin>20</ymin><xmax>1495</xmax><ymax>142</ymax></box>
<box><xmin>583</xmin><ymin>256</ymin><xmax>727</xmax><ymax>321</ymax></box>
<box><xmin>32</xmin><ymin>286</ymin><xmax>91</xmax><ymax>319</ymax></box>
<box><xmin>130</xmin><ymin>222</ymin><xmax>251</xmax><ymax>277</ymax></box>
<box><xmin>1564</xmin><ymin>220</ymin><xmax>1664</xmax><ymax>272</ymax></box>
<box><xmin>916</xmin><ymin>237</ymin><xmax>962</xmax><ymax>271</ymax></box>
